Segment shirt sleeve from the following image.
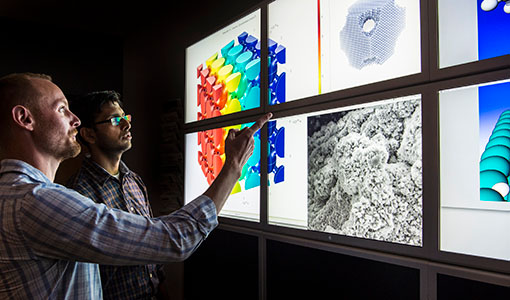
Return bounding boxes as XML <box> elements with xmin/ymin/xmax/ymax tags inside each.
<box><xmin>19</xmin><ymin>184</ymin><xmax>218</xmax><ymax>265</ymax></box>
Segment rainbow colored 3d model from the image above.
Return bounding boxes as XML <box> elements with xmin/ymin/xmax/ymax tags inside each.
<box><xmin>197</xmin><ymin>121</ymin><xmax>285</xmax><ymax>194</ymax></box>
<box><xmin>480</xmin><ymin>109</ymin><xmax>510</xmax><ymax>201</ymax></box>
<box><xmin>196</xmin><ymin>32</ymin><xmax>260</xmax><ymax>120</ymax></box>
<box><xmin>197</xmin><ymin>123</ymin><xmax>260</xmax><ymax>194</ymax></box>
<box><xmin>196</xmin><ymin>32</ymin><xmax>286</xmax><ymax>120</ymax></box>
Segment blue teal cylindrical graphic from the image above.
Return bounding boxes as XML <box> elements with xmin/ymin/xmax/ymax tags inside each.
<box><xmin>480</xmin><ymin>109</ymin><xmax>510</xmax><ymax>201</ymax></box>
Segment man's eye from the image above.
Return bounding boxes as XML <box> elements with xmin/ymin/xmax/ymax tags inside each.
<box><xmin>58</xmin><ymin>107</ymin><xmax>65</xmax><ymax>113</ymax></box>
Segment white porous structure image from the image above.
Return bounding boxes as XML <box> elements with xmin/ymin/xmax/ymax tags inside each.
<box><xmin>340</xmin><ymin>0</ymin><xmax>406</xmax><ymax>69</ymax></box>
<box><xmin>307</xmin><ymin>98</ymin><xmax>422</xmax><ymax>246</ymax></box>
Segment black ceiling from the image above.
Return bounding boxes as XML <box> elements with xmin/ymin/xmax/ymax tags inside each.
<box><xmin>0</xmin><ymin>0</ymin><xmax>265</xmax><ymax>36</ymax></box>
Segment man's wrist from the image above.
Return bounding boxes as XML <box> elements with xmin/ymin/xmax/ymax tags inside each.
<box><xmin>222</xmin><ymin>159</ymin><xmax>242</xmax><ymax>179</ymax></box>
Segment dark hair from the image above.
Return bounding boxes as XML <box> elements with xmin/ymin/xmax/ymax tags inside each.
<box><xmin>70</xmin><ymin>90</ymin><xmax>124</xmax><ymax>144</ymax></box>
<box><xmin>70</xmin><ymin>90</ymin><xmax>123</xmax><ymax>128</ymax></box>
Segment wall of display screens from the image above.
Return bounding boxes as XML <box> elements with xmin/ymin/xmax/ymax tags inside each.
<box><xmin>182</xmin><ymin>0</ymin><xmax>510</xmax><ymax>277</ymax></box>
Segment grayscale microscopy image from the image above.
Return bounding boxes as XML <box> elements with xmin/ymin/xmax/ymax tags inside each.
<box><xmin>307</xmin><ymin>98</ymin><xmax>422</xmax><ymax>246</ymax></box>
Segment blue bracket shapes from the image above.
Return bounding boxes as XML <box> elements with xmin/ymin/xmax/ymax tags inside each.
<box><xmin>267</xmin><ymin>120</ymin><xmax>285</xmax><ymax>184</ymax></box>
<box><xmin>268</xmin><ymin>39</ymin><xmax>286</xmax><ymax>105</ymax></box>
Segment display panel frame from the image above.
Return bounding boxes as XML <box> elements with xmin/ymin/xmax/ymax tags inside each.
<box><xmin>432</xmin><ymin>69</ymin><xmax>510</xmax><ymax>275</ymax></box>
<box><xmin>429</xmin><ymin>0</ymin><xmax>510</xmax><ymax>82</ymax></box>
<box><xmin>264</xmin><ymin>0</ymin><xmax>430</xmax><ymax>114</ymax></box>
<box><xmin>258</xmin><ymin>84</ymin><xmax>436</xmax><ymax>260</ymax></box>
<box><xmin>262</xmin><ymin>228</ymin><xmax>429</xmax><ymax>300</ymax></box>
<box><xmin>184</xmin><ymin>3</ymin><xmax>268</xmax><ymax>128</ymax></box>
<box><xmin>430</xmin><ymin>264</ymin><xmax>510</xmax><ymax>298</ymax></box>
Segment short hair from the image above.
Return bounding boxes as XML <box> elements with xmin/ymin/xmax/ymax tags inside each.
<box><xmin>0</xmin><ymin>72</ymin><xmax>52</xmax><ymax>108</ymax></box>
<box><xmin>70</xmin><ymin>90</ymin><xmax>124</xmax><ymax>144</ymax></box>
<box><xmin>0</xmin><ymin>72</ymin><xmax>53</xmax><ymax>140</ymax></box>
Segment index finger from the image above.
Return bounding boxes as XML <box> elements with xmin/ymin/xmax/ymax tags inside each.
<box><xmin>245</xmin><ymin>113</ymin><xmax>272</xmax><ymax>137</ymax></box>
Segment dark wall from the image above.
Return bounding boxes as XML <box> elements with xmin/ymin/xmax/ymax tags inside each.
<box><xmin>0</xmin><ymin>18</ymin><xmax>122</xmax><ymax>96</ymax></box>
<box><xmin>0</xmin><ymin>17</ymin><xmax>123</xmax><ymax>184</ymax></box>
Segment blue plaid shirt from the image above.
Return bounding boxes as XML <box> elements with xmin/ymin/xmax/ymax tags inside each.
<box><xmin>0</xmin><ymin>159</ymin><xmax>217</xmax><ymax>299</ymax></box>
<box><xmin>67</xmin><ymin>158</ymin><xmax>160</xmax><ymax>299</ymax></box>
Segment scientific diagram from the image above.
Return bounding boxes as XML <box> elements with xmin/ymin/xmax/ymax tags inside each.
<box><xmin>196</xmin><ymin>32</ymin><xmax>286</xmax><ymax>120</ymax></box>
<box><xmin>339</xmin><ymin>0</ymin><xmax>406</xmax><ymax>69</ymax></box>
<box><xmin>268</xmin><ymin>40</ymin><xmax>286</xmax><ymax>105</ymax></box>
<box><xmin>267</xmin><ymin>120</ymin><xmax>285</xmax><ymax>185</ymax></box>
<box><xmin>196</xmin><ymin>121</ymin><xmax>285</xmax><ymax>195</ymax></box>
<box><xmin>307</xmin><ymin>97</ymin><xmax>422</xmax><ymax>246</ymax></box>
<box><xmin>480</xmin><ymin>110</ymin><xmax>510</xmax><ymax>201</ymax></box>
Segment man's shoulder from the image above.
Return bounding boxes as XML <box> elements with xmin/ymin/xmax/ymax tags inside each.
<box><xmin>121</xmin><ymin>163</ymin><xmax>147</xmax><ymax>187</ymax></box>
<box><xmin>66</xmin><ymin>166</ymin><xmax>101</xmax><ymax>199</ymax></box>
<box><xmin>21</xmin><ymin>180</ymin><xmax>95</xmax><ymax>213</ymax></box>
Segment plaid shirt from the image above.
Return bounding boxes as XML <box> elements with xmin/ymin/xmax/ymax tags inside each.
<box><xmin>67</xmin><ymin>158</ymin><xmax>166</xmax><ymax>299</ymax></box>
<box><xmin>0</xmin><ymin>159</ymin><xmax>217</xmax><ymax>300</ymax></box>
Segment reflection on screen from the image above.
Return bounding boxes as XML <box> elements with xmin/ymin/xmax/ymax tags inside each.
<box><xmin>269</xmin><ymin>95</ymin><xmax>423</xmax><ymax>246</ymax></box>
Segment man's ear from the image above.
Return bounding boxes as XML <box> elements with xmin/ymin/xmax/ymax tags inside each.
<box><xmin>11</xmin><ymin>105</ymin><xmax>35</xmax><ymax>131</ymax></box>
<box><xmin>80</xmin><ymin>127</ymin><xmax>96</xmax><ymax>145</ymax></box>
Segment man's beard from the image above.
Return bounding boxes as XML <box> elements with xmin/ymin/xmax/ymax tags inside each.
<box><xmin>62</xmin><ymin>140</ymin><xmax>81</xmax><ymax>161</ymax></box>
<box><xmin>34</xmin><ymin>128</ymin><xmax>82</xmax><ymax>162</ymax></box>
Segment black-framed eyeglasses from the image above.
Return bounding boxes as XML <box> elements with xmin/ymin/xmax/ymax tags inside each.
<box><xmin>94</xmin><ymin>115</ymin><xmax>132</xmax><ymax>126</ymax></box>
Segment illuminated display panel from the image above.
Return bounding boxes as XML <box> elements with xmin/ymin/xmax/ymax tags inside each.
<box><xmin>184</xmin><ymin>123</ymin><xmax>261</xmax><ymax>221</ymax></box>
<box><xmin>438</xmin><ymin>0</ymin><xmax>510</xmax><ymax>69</ymax></box>
<box><xmin>320</xmin><ymin>0</ymin><xmax>421</xmax><ymax>94</ymax></box>
<box><xmin>267</xmin><ymin>0</ymin><xmax>319</xmax><ymax>104</ymax></box>
<box><xmin>268</xmin><ymin>95</ymin><xmax>423</xmax><ymax>246</ymax></box>
<box><xmin>439</xmin><ymin>79</ymin><xmax>510</xmax><ymax>261</ymax></box>
<box><xmin>185</xmin><ymin>10</ymin><xmax>261</xmax><ymax>123</ymax></box>
<box><xmin>267</xmin><ymin>0</ymin><xmax>421</xmax><ymax>104</ymax></box>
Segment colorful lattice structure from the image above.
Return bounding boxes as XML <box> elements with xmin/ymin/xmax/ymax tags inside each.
<box><xmin>268</xmin><ymin>120</ymin><xmax>285</xmax><ymax>184</ymax></box>
<box><xmin>197</xmin><ymin>32</ymin><xmax>261</xmax><ymax>120</ymax></box>
<box><xmin>197</xmin><ymin>123</ymin><xmax>260</xmax><ymax>194</ymax></box>
<box><xmin>196</xmin><ymin>33</ymin><xmax>286</xmax><ymax>120</ymax></box>
<box><xmin>197</xmin><ymin>121</ymin><xmax>285</xmax><ymax>194</ymax></box>
<box><xmin>480</xmin><ymin>109</ymin><xmax>510</xmax><ymax>201</ymax></box>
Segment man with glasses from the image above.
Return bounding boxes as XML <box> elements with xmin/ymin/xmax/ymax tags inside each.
<box><xmin>0</xmin><ymin>72</ymin><xmax>272</xmax><ymax>299</ymax></box>
<box><xmin>67</xmin><ymin>90</ymin><xmax>167</xmax><ymax>299</ymax></box>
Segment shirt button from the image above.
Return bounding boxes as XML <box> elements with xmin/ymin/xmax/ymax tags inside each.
<box><xmin>130</xmin><ymin>207</ymin><xmax>135</xmax><ymax>211</ymax></box>
<box><xmin>150</xmin><ymin>273</ymin><xmax>153</xmax><ymax>278</ymax></box>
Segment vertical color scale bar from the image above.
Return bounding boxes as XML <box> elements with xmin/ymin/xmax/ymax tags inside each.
<box><xmin>317</xmin><ymin>0</ymin><xmax>322</xmax><ymax>94</ymax></box>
